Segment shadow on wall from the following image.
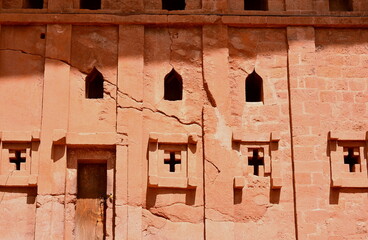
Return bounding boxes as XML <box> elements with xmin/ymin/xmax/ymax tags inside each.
<box><xmin>52</xmin><ymin>145</ymin><xmax>66</xmax><ymax>162</ymax></box>
<box><xmin>0</xmin><ymin>187</ymin><xmax>37</xmax><ymax>204</ymax></box>
<box><xmin>0</xmin><ymin>26</ymin><xmax>291</xmax><ymax>79</ymax></box>
<box><xmin>0</xmin><ymin>25</ymin><xmax>46</xmax><ymax>78</ymax></box>
<box><xmin>146</xmin><ymin>188</ymin><xmax>196</xmax><ymax>209</ymax></box>
<box><xmin>1</xmin><ymin>27</ymin><xmax>368</xmax><ymax>78</ymax></box>
<box><xmin>233</xmin><ymin>184</ymin><xmax>281</xmax><ymax>205</ymax></box>
<box><xmin>329</xmin><ymin>188</ymin><xmax>368</xmax><ymax>205</ymax></box>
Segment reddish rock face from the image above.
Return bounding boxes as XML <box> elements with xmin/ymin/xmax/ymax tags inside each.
<box><xmin>0</xmin><ymin>0</ymin><xmax>368</xmax><ymax>239</ymax></box>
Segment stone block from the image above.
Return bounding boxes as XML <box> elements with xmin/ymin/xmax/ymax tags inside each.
<box><xmin>233</xmin><ymin>176</ymin><xmax>246</xmax><ymax>189</ymax></box>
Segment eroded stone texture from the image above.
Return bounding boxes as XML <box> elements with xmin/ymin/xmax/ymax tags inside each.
<box><xmin>2</xmin><ymin>0</ymin><xmax>22</xmax><ymax>8</ymax></box>
<box><xmin>0</xmin><ymin>1</ymin><xmax>367</xmax><ymax>239</ymax></box>
<box><xmin>141</xmin><ymin>26</ymin><xmax>204</xmax><ymax>239</ymax></box>
<box><xmin>0</xmin><ymin>187</ymin><xmax>37</xmax><ymax>239</ymax></box>
<box><xmin>69</xmin><ymin>25</ymin><xmax>117</xmax><ymax>133</ymax></box>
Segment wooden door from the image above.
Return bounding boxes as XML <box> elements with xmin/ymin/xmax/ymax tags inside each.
<box><xmin>76</xmin><ymin>163</ymin><xmax>107</xmax><ymax>240</ymax></box>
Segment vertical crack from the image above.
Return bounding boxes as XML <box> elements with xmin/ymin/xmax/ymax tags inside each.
<box><xmin>168</xmin><ymin>28</ymin><xmax>175</xmax><ymax>70</ymax></box>
<box><xmin>287</xmin><ymin>44</ymin><xmax>299</xmax><ymax>240</ymax></box>
<box><xmin>201</xmin><ymin>107</ymin><xmax>207</xmax><ymax>240</ymax></box>
<box><xmin>201</xmin><ymin>27</ymin><xmax>217</xmax><ymax>108</ymax></box>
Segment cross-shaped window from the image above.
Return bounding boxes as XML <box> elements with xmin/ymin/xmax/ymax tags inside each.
<box><xmin>164</xmin><ymin>151</ymin><xmax>181</xmax><ymax>172</ymax></box>
<box><xmin>9</xmin><ymin>150</ymin><xmax>26</xmax><ymax>171</ymax></box>
<box><xmin>248</xmin><ymin>149</ymin><xmax>264</xmax><ymax>176</ymax></box>
<box><xmin>344</xmin><ymin>148</ymin><xmax>360</xmax><ymax>172</ymax></box>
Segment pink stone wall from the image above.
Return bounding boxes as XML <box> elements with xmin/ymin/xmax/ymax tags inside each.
<box><xmin>0</xmin><ymin>3</ymin><xmax>367</xmax><ymax>239</ymax></box>
<box><xmin>69</xmin><ymin>26</ymin><xmax>117</xmax><ymax>133</ymax></box>
<box><xmin>0</xmin><ymin>187</ymin><xmax>37</xmax><ymax>239</ymax></box>
<box><xmin>142</xmin><ymin>27</ymin><xmax>204</xmax><ymax>238</ymax></box>
<box><xmin>0</xmin><ymin>25</ymin><xmax>44</xmax><ymax>132</ymax></box>
<box><xmin>290</xmin><ymin>28</ymin><xmax>368</xmax><ymax>240</ymax></box>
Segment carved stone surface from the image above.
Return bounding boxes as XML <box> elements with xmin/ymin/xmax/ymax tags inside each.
<box><xmin>0</xmin><ymin>4</ymin><xmax>368</xmax><ymax>239</ymax></box>
<box><xmin>148</xmin><ymin>132</ymin><xmax>199</xmax><ymax>189</ymax></box>
<box><xmin>0</xmin><ymin>131</ymin><xmax>40</xmax><ymax>186</ymax></box>
<box><xmin>232</xmin><ymin>131</ymin><xmax>282</xmax><ymax>189</ymax></box>
<box><xmin>329</xmin><ymin>131</ymin><xmax>368</xmax><ymax>188</ymax></box>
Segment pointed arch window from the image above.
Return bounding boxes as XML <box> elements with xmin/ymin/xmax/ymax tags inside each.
<box><xmin>162</xmin><ymin>0</ymin><xmax>185</xmax><ymax>10</ymax></box>
<box><xmin>80</xmin><ymin>0</ymin><xmax>101</xmax><ymax>10</ymax></box>
<box><xmin>246</xmin><ymin>70</ymin><xmax>263</xmax><ymax>103</ymax></box>
<box><xmin>85</xmin><ymin>67</ymin><xmax>104</xmax><ymax>99</ymax></box>
<box><xmin>244</xmin><ymin>0</ymin><xmax>268</xmax><ymax>10</ymax></box>
<box><xmin>329</xmin><ymin>0</ymin><xmax>352</xmax><ymax>11</ymax></box>
<box><xmin>23</xmin><ymin>0</ymin><xmax>44</xmax><ymax>8</ymax></box>
<box><xmin>164</xmin><ymin>69</ymin><xmax>183</xmax><ymax>101</ymax></box>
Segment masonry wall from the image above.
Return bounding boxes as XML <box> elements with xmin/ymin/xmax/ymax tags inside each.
<box><xmin>289</xmin><ymin>27</ymin><xmax>368</xmax><ymax>239</ymax></box>
<box><xmin>0</xmin><ymin>25</ymin><xmax>44</xmax><ymax>239</ymax></box>
<box><xmin>0</xmin><ymin>0</ymin><xmax>367</xmax><ymax>239</ymax></box>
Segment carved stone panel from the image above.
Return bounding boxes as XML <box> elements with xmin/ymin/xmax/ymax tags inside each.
<box><xmin>232</xmin><ymin>131</ymin><xmax>282</xmax><ymax>189</ymax></box>
<box><xmin>329</xmin><ymin>131</ymin><xmax>368</xmax><ymax>188</ymax></box>
<box><xmin>148</xmin><ymin>132</ymin><xmax>198</xmax><ymax>189</ymax></box>
<box><xmin>0</xmin><ymin>131</ymin><xmax>40</xmax><ymax>186</ymax></box>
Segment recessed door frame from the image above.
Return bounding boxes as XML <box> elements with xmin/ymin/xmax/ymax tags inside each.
<box><xmin>65</xmin><ymin>148</ymin><xmax>115</xmax><ymax>239</ymax></box>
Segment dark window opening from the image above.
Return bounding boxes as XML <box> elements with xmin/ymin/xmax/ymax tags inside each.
<box><xmin>40</xmin><ymin>33</ymin><xmax>46</xmax><ymax>39</ymax></box>
<box><xmin>248</xmin><ymin>149</ymin><xmax>264</xmax><ymax>176</ymax></box>
<box><xmin>329</xmin><ymin>0</ymin><xmax>352</xmax><ymax>11</ymax></box>
<box><xmin>9</xmin><ymin>150</ymin><xmax>26</xmax><ymax>171</ymax></box>
<box><xmin>85</xmin><ymin>67</ymin><xmax>104</xmax><ymax>99</ymax></box>
<box><xmin>344</xmin><ymin>148</ymin><xmax>360</xmax><ymax>172</ymax></box>
<box><xmin>23</xmin><ymin>0</ymin><xmax>44</xmax><ymax>9</ymax></box>
<box><xmin>244</xmin><ymin>0</ymin><xmax>268</xmax><ymax>10</ymax></box>
<box><xmin>164</xmin><ymin>152</ymin><xmax>181</xmax><ymax>172</ymax></box>
<box><xmin>80</xmin><ymin>0</ymin><xmax>101</xmax><ymax>10</ymax></box>
<box><xmin>246</xmin><ymin>70</ymin><xmax>263</xmax><ymax>102</ymax></box>
<box><xmin>162</xmin><ymin>0</ymin><xmax>186</xmax><ymax>11</ymax></box>
<box><xmin>164</xmin><ymin>69</ymin><xmax>183</xmax><ymax>101</ymax></box>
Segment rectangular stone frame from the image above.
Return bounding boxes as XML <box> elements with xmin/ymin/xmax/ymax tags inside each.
<box><xmin>232</xmin><ymin>131</ymin><xmax>282</xmax><ymax>189</ymax></box>
<box><xmin>0</xmin><ymin>130</ymin><xmax>40</xmax><ymax>186</ymax></box>
<box><xmin>328</xmin><ymin>131</ymin><xmax>368</xmax><ymax>188</ymax></box>
<box><xmin>148</xmin><ymin>132</ymin><xmax>198</xmax><ymax>189</ymax></box>
<box><xmin>65</xmin><ymin>148</ymin><xmax>115</xmax><ymax>239</ymax></box>
<box><xmin>52</xmin><ymin>130</ymin><xmax>127</xmax><ymax>239</ymax></box>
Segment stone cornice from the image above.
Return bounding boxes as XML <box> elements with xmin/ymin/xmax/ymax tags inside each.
<box><xmin>0</xmin><ymin>13</ymin><xmax>368</xmax><ymax>27</ymax></box>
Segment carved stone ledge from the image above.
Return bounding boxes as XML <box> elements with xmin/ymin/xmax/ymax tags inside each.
<box><xmin>52</xmin><ymin>129</ymin><xmax>123</xmax><ymax>146</ymax></box>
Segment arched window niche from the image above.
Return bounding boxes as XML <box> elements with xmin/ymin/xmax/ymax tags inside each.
<box><xmin>329</xmin><ymin>0</ymin><xmax>352</xmax><ymax>11</ymax></box>
<box><xmin>85</xmin><ymin>67</ymin><xmax>104</xmax><ymax>99</ymax></box>
<box><xmin>164</xmin><ymin>69</ymin><xmax>183</xmax><ymax>101</ymax></box>
<box><xmin>162</xmin><ymin>0</ymin><xmax>186</xmax><ymax>11</ymax></box>
<box><xmin>80</xmin><ymin>0</ymin><xmax>101</xmax><ymax>10</ymax></box>
<box><xmin>245</xmin><ymin>70</ymin><xmax>263</xmax><ymax>103</ymax></box>
<box><xmin>23</xmin><ymin>0</ymin><xmax>44</xmax><ymax>9</ymax></box>
<box><xmin>244</xmin><ymin>0</ymin><xmax>268</xmax><ymax>11</ymax></box>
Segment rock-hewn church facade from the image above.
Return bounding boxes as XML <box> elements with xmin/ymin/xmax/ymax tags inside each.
<box><xmin>0</xmin><ymin>0</ymin><xmax>367</xmax><ymax>239</ymax></box>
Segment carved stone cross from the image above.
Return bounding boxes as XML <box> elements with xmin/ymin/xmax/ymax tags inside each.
<box><xmin>9</xmin><ymin>150</ymin><xmax>26</xmax><ymax>170</ymax></box>
<box><xmin>248</xmin><ymin>149</ymin><xmax>264</xmax><ymax>176</ymax></box>
<box><xmin>344</xmin><ymin>148</ymin><xmax>360</xmax><ymax>172</ymax></box>
<box><xmin>164</xmin><ymin>152</ymin><xmax>181</xmax><ymax>172</ymax></box>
